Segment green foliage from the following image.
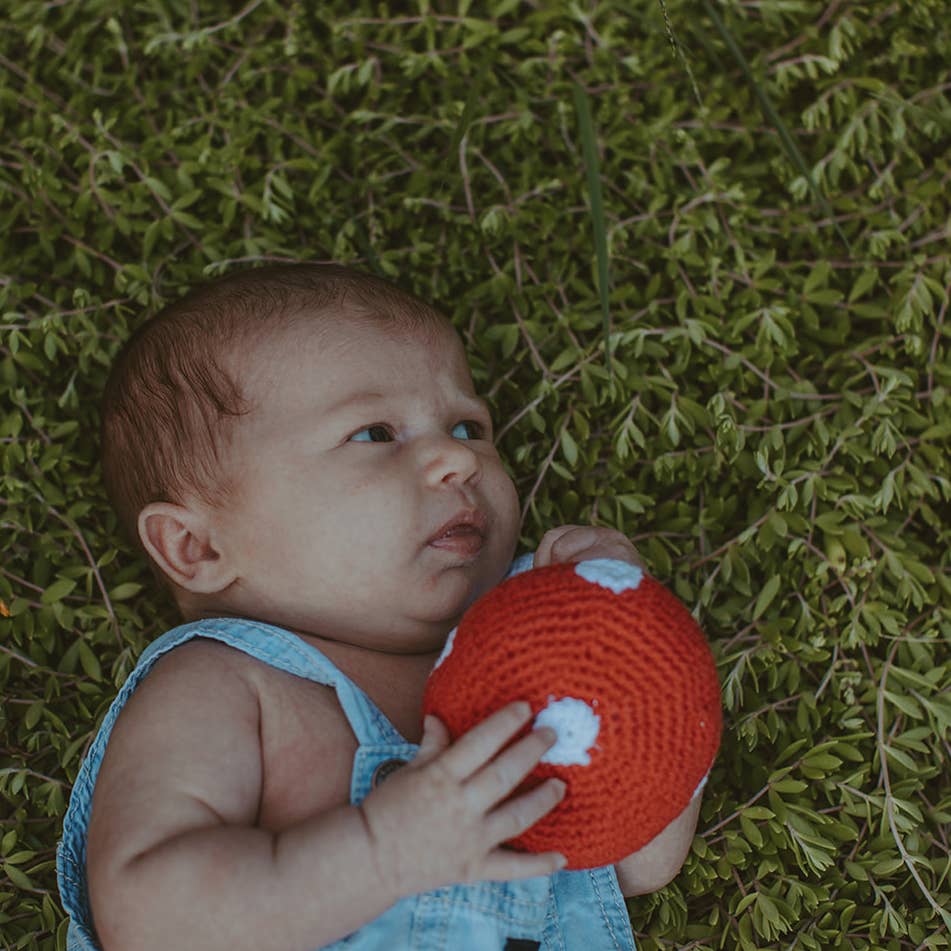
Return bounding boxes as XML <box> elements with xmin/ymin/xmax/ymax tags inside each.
<box><xmin>2</xmin><ymin>1</ymin><xmax>949</xmax><ymax>948</ymax></box>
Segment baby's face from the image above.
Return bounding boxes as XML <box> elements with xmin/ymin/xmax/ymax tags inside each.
<box><xmin>208</xmin><ymin>312</ymin><xmax>521</xmax><ymax>653</ymax></box>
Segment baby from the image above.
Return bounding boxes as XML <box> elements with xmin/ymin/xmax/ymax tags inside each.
<box><xmin>57</xmin><ymin>263</ymin><xmax>702</xmax><ymax>950</ymax></box>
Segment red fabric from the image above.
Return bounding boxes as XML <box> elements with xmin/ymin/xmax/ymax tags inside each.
<box><xmin>422</xmin><ymin>562</ymin><xmax>721</xmax><ymax>870</ymax></box>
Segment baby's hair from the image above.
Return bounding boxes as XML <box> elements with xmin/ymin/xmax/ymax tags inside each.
<box><xmin>100</xmin><ymin>262</ymin><xmax>449</xmax><ymax>592</ymax></box>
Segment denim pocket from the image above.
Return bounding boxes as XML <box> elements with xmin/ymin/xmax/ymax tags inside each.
<box><xmin>409</xmin><ymin>876</ymin><xmax>553</xmax><ymax>950</ymax></box>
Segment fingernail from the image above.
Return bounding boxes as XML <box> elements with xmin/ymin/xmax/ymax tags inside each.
<box><xmin>552</xmin><ymin>779</ymin><xmax>567</xmax><ymax>798</ymax></box>
<box><xmin>555</xmin><ymin>854</ymin><xmax>568</xmax><ymax>869</ymax></box>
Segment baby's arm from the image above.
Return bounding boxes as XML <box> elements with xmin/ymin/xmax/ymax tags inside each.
<box><xmin>86</xmin><ymin>641</ymin><xmax>566</xmax><ymax>951</ymax></box>
<box><xmin>612</xmin><ymin>793</ymin><xmax>702</xmax><ymax>896</ymax></box>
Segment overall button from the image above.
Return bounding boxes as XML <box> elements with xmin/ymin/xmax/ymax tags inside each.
<box><xmin>372</xmin><ymin>758</ymin><xmax>408</xmax><ymax>788</ymax></box>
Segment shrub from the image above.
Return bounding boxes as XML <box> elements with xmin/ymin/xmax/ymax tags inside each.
<box><xmin>1</xmin><ymin>2</ymin><xmax>948</xmax><ymax>948</ymax></box>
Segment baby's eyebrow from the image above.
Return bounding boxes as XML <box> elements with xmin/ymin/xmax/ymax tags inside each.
<box><xmin>324</xmin><ymin>391</ymin><xmax>491</xmax><ymax>417</ymax></box>
<box><xmin>324</xmin><ymin>391</ymin><xmax>385</xmax><ymax>416</ymax></box>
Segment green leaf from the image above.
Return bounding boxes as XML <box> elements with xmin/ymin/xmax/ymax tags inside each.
<box><xmin>753</xmin><ymin>574</ymin><xmax>781</xmax><ymax>620</ymax></box>
<box><xmin>24</xmin><ymin>701</ymin><xmax>44</xmax><ymax>730</ymax></box>
<box><xmin>109</xmin><ymin>582</ymin><xmax>144</xmax><ymax>601</ymax></box>
<box><xmin>883</xmin><ymin>690</ymin><xmax>923</xmax><ymax>719</ymax></box>
<box><xmin>849</xmin><ymin>267</ymin><xmax>878</xmax><ymax>302</ymax></box>
<box><xmin>77</xmin><ymin>641</ymin><xmax>103</xmax><ymax>682</ymax></box>
<box><xmin>40</xmin><ymin>578</ymin><xmax>77</xmax><ymax>605</ymax></box>
<box><xmin>560</xmin><ymin>428</ymin><xmax>579</xmax><ymax>467</ymax></box>
<box><xmin>3</xmin><ymin>863</ymin><xmax>35</xmax><ymax>890</ymax></box>
<box><xmin>773</xmin><ymin>778</ymin><xmax>808</xmax><ymax>794</ymax></box>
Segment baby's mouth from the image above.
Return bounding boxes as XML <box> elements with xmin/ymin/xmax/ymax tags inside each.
<box><xmin>429</xmin><ymin>528</ymin><xmax>484</xmax><ymax>556</ymax></box>
<box><xmin>427</xmin><ymin>510</ymin><xmax>487</xmax><ymax>556</ymax></box>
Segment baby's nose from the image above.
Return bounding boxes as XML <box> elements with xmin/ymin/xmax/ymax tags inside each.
<box><xmin>423</xmin><ymin>435</ymin><xmax>482</xmax><ymax>486</ymax></box>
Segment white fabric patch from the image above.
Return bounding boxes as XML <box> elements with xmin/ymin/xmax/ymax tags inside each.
<box><xmin>433</xmin><ymin>626</ymin><xmax>457</xmax><ymax>670</ymax></box>
<box><xmin>534</xmin><ymin>696</ymin><xmax>601</xmax><ymax>766</ymax></box>
<box><xmin>575</xmin><ymin>558</ymin><xmax>643</xmax><ymax>594</ymax></box>
<box><xmin>691</xmin><ymin>771</ymin><xmax>710</xmax><ymax>800</ymax></box>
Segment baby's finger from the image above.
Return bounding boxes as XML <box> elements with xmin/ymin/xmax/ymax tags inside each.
<box><xmin>487</xmin><ymin>779</ymin><xmax>566</xmax><ymax>842</ymax></box>
<box><xmin>480</xmin><ymin>847</ymin><xmax>567</xmax><ymax>883</ymax></box>
<box><xmin>548</xmin><ymin>527</ymin><xmax>600</xmax><ymax>564</ymax></box>
<box><xmin>485</xmin><ymin>777</ymin><xmax>567</xmax><ymax>847</ymax></box>
<box><xmin>533</xmin><ymin>525</ymin><xmax>583</xmax><ymax>568</ymax></box>
<box><xmin>412</xmin><ymin>714</ymin><xmax>451</xmax><ymax>767</ymax></box>
<box><xmin>468</xmin><ymin>727</ymin><xmax>559</xmax><ymax>806</ymax></box>
<box><xmin>437</xmin><ymin>701</ymin><xmax>534</xmax><ymax>782</ymax></box>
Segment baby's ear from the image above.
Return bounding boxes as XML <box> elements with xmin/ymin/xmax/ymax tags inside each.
<box><xmin>137</xmin><ymin>502</ymin><xmax>235</xmax><ymax>594</ymax></box>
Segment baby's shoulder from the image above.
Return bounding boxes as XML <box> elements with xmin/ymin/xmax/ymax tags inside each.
<box><xmin>92</xmin><ymin>636</ymin><xmax>354</xmax><ymax>830</ymax></box>
<box><xmin>104</xmin><ymin>638</ymin><xmax>266</xmax><ymax>769</ymax></box>
<box><xmin>151</xmin><ymin>634</ymin><xmax>253</xmax><ymax>674</ymax></box>
<box><xmin>133</xmin><ymin>636</ymin><xmax>346</xmax><ymax>731</ymax></box>
<box><xmin>135</xmin><ymin>636</ymin><xmax>261</xmax><ymax>709</ymax></box>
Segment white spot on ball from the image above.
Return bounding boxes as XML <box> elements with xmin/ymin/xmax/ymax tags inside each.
<box><xmin>534</xmin><ymin>696</ymin><xmax>601</xmax><ymax>766</ymax></box>
<box><xmin>575</xmin><ymin>559</ymin><xmax>643</xmax><ymax>594</ymax></box>
<box><xmin>691</xmin><ymin>771</ymin><xmax>710</xmax><ymax>800</ymax></box>
<box><xmin>433</xmin><ymin>626</ymin><xmax>457</xmax><ymax>670</ymax></box>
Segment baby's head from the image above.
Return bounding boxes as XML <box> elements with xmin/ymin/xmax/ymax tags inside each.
<box><xmin>101</xmin><ymin>263</ymin><xmax>521</xmax><ymax>653</ymax></box>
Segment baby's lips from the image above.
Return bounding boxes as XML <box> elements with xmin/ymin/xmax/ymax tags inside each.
<box><xmin>427</xmin><ymin>508</ymin><xmax>488</xmax><ymax>544</ymax></box>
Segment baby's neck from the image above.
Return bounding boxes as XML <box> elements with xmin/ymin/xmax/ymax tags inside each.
<box><xmin>297</xmin><ymin>628</ymin><xmax>441</xmax><ymax>671</ymax></box>
<box><xmin>294</xmin><ymin>629</ymin><xmax>441</xmax><ymax>744</ymax></box>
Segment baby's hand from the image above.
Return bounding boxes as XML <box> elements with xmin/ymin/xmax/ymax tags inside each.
<box><xmin>359</xmin><ymin>702</ymin><xmax>567</xmax><ymax>898</ymax></box>
<box><xmin>534</xmin><ymin>524</ymin><xmax>645</xmax><ymax>569</ymax></box>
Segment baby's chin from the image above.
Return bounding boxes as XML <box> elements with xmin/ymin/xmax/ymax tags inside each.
<box><xmin>431</xmin><ymin>547</ymin><xmax>510</xmax><ymax>596</ymax></box>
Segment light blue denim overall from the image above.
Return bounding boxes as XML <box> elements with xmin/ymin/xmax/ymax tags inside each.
<box><xmin>57</xmin><ymin>557</ymin><xmax>637</xmax><ymax>950</ymax></box>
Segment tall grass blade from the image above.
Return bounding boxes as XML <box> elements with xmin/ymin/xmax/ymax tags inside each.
<box><xmin>448</xmin><ymin>60</ymin><xmax>490</xmax><ymax>159</ymax></box>
<box><xmin>572</xmin><ymin>81</ymin><xmax>613</xmax><ymax>377</ymax></box>
<box><xmin>701</xmin><ymin>1</ymin><xmax>851</xmax><ymax>252</ymax></box>
<box><xmin>658</xmin><ymin>0</ymin><xmax>704</xmax><ymax>109</ymax></box>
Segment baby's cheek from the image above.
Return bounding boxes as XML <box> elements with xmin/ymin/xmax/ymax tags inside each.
<box><xmin>494</xmin><ymin>471</ymin><xmax>521</xmax><ymax>546</ymax></box>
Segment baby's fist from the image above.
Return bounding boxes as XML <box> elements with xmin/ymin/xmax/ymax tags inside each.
<box><xmin>533</xmin><ymin>525</ymin><xmax>644</xmax><ymax>570</ymax></box>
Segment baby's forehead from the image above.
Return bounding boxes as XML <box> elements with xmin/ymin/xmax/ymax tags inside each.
<box><xmin>236</xmin><ymin>308</ymin><xmax>476</xmax><ymax>404</ymax></box>
<box><xmin>250</xmin><ymin>307</ymin><xmax>463</xmax><ymax>365</ymax></box>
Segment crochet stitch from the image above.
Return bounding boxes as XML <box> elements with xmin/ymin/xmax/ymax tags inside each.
<box><xmin>422</xmin><ymin>558</ymin><xmax>721</xmax><ymax>869</ymax></box>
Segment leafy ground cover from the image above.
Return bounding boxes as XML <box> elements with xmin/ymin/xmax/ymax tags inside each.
<box><xmin>1</xmin><ymin>2</ymin><xmax>949</xmax><ymax>948</ymax></box>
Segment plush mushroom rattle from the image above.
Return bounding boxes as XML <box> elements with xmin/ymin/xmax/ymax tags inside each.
<box><xmin>421</xmin><ymin>558</ymin><xmax>722</xmax><ymax>870</ymax></box>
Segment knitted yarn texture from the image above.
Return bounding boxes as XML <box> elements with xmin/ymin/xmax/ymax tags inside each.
<box><xmin>422</xmin><ymin>558</ymin><xmax>722</xmax><ymax>870</ymax></box>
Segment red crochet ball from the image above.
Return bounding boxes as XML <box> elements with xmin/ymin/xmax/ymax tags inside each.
<box><xmin>421</xmin><ymin>559</ymin><xmax>721</xmax><ymax>870</ymax></box>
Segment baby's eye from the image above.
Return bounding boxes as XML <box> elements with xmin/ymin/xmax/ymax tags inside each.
<box><xmin>349</xmin><ymin>420</ymin><xmax>485</xmax><ymax>443</ymax></box>
<box><xmin>349</xmin><ymin>424</ymin><xmax>395</xmax><ymax>443</ymax></box>
<box><xmin>452</xmin><ymin>420</ymin><xmax>484</xmax><ymax>440</ymax></box>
